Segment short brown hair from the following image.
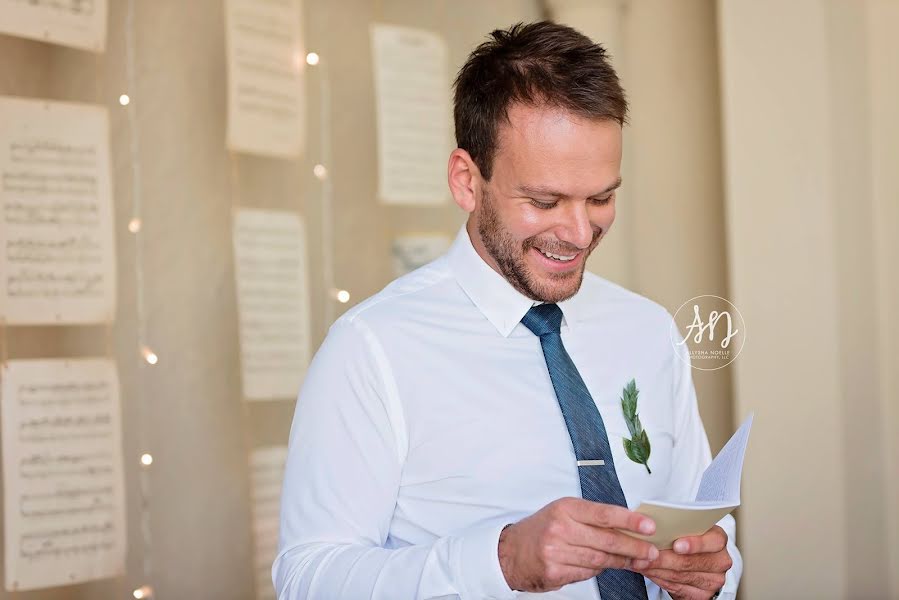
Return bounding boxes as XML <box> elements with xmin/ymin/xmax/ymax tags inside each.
<box><xmin>452</xmin><ymin>21</ymin><xmax>627</xmax><ymax>181</ymax></box>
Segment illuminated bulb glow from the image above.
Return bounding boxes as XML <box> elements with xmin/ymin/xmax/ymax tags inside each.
<box><xmin>133</xmin><ymin>586</ymin><xmax>152</xmax><ymax>599</ymax></box>
<box><xmin>141</xmin><ymin>347</ymin><xmax>158</xmax><ymax>365</ymax></box>
<box><xmin>313</xmin><ymin>164</ymin><xmax>327</xmax><ymax>180</ymax></box>
<box><xmin>128</xmin><ymin>218</ymin><xmax>142</xmax><ymax>233</ymax></box>
<box><xmin>305</xmin><ymin>52</ymin><xmax>320</xmax><ymax>66</ymax></box>
<box><xmin>336</xmin><ymin>290</ymin><xmax>350</xmax><ymax>304</ymax></box>
<box><xmin>140</xmin><ymin>453</ymin><xmax>153</xmax><ymax>466</ymax></box>
<box><xmin>119</xmin><ymin>94</ymin><xmax>131</xmax><ymax>106</ymax></box>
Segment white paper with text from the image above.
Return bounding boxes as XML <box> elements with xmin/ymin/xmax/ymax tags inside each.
<box><xmin>630</xmin><ymin>414</ymin><xmax>753</xmax><ymax>549</ymax></box>
<box><xmin>249</xmin><ymin>446</ymin><xmax>288</xmax><ymax>600</ymax></box>
<box><xmin>0</xmin><ymin>0</ymin><xmax>107</xmax><ymax>52</ymax></box>
<box><xmin>225</xmin><ymin>0</ymin><xmax>305</xmax><ymax>158</ymax></box>
<box><xmin>371</xmin><ymin>24</ymin><xmax>450</xmax><ymax>205</ymax></box>
<box><xmin>0</xmin><ymin>96</ymin><xmax>116</xmax><ymax>325</ymax></box>
<box><xmin>233</xmin><ymin>209</ymin><xmax>310</xmax><ymax>400</ymax></box>
<box><xmin>1</xmin><ymin>358</ymin><xmax>126</xmax><ymax>591</ymax></box>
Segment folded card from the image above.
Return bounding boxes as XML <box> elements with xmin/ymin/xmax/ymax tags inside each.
<box><xmin>627</xmin><ymin>414</ymin><xmax>753</xmax><ymax>549</ymax></box>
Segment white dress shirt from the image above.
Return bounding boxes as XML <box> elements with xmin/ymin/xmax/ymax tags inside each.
<box><xmin>274</xmin><ymin>226</ymin><xmax>742</xmax><ymax>599</ymax></box>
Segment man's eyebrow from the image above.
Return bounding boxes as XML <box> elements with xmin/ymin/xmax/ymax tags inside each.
<box><xmin>515</xmin><ymin>177</ymin><xmax>623</xmax><ymax>199</ymax></box>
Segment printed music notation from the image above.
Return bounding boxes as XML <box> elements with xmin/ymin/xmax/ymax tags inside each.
<box><xmin>232</xmin><ymin>209</ymin><xmax>310</xmax><ymax>400</ymax></box>
<box><xmin>0</xmin><ymin>96</ymin><xmax>116</xmax><ymax>324</ymax></box>
<box><xmin>19</xmin><ymin>521</ymin><xmax>114</xmax><ymax>561</ymax></box>
<box><xmin>0</xmin><ymin>0</ymin><xmax>106</xmax><ymax>52</ymax></box>
<box><xmin>1</xmin><ymin>359</ymin><xmax>126</xmax><ymax>591</ymax></box>
<box><xmin>7</xmin><ymin>0</ymin><xmax>95</xmax><ymax>15</ymax></box>
<box><xmin>371</xmin><ymin>25</ymin><xmax>451</xmax><ymax>205</ymax></box>
<box><xmin>225</xmin><ymin>0</ymin><xmax>304</xmax><ymax>157</ymax></box>
<box><xmin>250</xmin><ymin>446</ymin><xmax>288</xmax><ymax>600</ymax></box>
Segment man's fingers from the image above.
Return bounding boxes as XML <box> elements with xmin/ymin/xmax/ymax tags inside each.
<box><xmin>673</xmin><ymin>525</ymin><xmax>728</xmax><ymax>555</ymax></box>
<box><xmin>568</xmin><ymin>499</ymin><xmax>655</xmax><ymax>536</ymax></box>
<box><xmin>650</xmin><ymin>577</ymin><xmax>710</xmax><ymax>600</ymax></box>
<box><xmin>638</xmin><ymin>567</ymin><xmax>725</xmax><ymax>592</ymax></box>
<box><xmin>571</xmin><ymin>524</ymin><xmax>659</xmax><ymax>561</ymax></box>
<box><xmin>644</xmin><ymin>547</ymin><xmax>732</xmax><ymax>573</ymax></box>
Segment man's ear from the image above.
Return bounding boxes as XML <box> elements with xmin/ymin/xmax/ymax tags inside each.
<box><xmin>447</xmin><ymin>148</ymin><xmax>483</xmax><ymax>213</ymax></box>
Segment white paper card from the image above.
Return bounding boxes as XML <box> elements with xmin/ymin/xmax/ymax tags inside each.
<box><xmin>629</xmin><ymin>414</ymin><xmax>753</xmax><ymax>549</ymax></box>
<box><xmin>0</xmin><ymin>96</ymin><xmax>117</xmax><ymax>325</ymax></box>
<box><xmin>249</xmin><ymin>446</ymin><xmax>288</xmax><ymax>600</ymax></box>
<box><xmin>1</xmin><ymin>358</ymin><xmax>126</xmax><ymax>591</ymax></box>
<box><xmin>0</xmin><ymin>0</ymin><xmax>107</xmax><ymax>52</ymax></box>
<box><xmin>225</xmin><ymin>0</ymin><xmax>306</xmax><ymax>158</ymax></box>
<box><xmin>391</xmin><ymin>233</ymin><xmax>451</xmax><ymax>277</ymax></box>
<box><xmin>695</xmin><ymin>414</ymin><xmax>753</xmax><ymax>503</ymax></box>
<box><xmin>233</xmin><ymin>209</ymin><xmax>310</xmax><ymax>400</ymax></box>
<box><xmin>371</xmin><ymin>24</ymin><xmax>450</xmax><ymax>205</ymax></box>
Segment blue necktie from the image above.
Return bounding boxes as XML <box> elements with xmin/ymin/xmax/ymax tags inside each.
<box><xmin>522</xmin><ymin>304</ymin><xmax>648</xmax><ymax>600</ymax></box>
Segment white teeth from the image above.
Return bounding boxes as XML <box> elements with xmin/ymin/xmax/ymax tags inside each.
<box><xmin>539</xmin><ymin>249</ymin><xmax>576</xmax><ymax>261</ymax></box>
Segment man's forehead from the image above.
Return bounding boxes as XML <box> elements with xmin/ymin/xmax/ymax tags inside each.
<box><xmin>492</xmin><ymin>103</ymin><xmax>622</xmax><ymax>189</ymax></box>
<box><xmin>498</xmin><ymin>103</ymin><xmax>584</xmax><ymax>142</ymax></box>
<box><xmin>494</xmin><ymin>103</ymin><xmax>621</xmax><ymax>158</ymax></box>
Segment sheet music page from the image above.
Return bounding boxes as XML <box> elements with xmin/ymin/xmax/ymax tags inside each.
<box><xmin>1</xmin><ymin>358</ymin><xmax>126</xmax><ymax>591</ymax></box>
<box><xmin>0</xmin><ymin>0</ymin><xmax>107</xmax><ymax>52</ymax></box>
<box><xmin>391</xmin><ymin>233</ymin><xmax>451</xmax><ymax>276</ymax></box>
<box><xmin>249</xmin><ymin>446</ymin><xmax>288</xmax><ymax>600</ymax></box>
<box><xmin>371</xmin><ymin>24</ymin><xmax>451</xmax><ymax>205</ymax></box>
<box><xmin>225</xmin><ymin>0</ymin><xmax>305</xmax><ymax>158</ymax></box>
<box><xmin>232</xmin><ymin>209</ymin><xmax>310</xmax><ymax>400</ymax></box>
<box><xmin>0</xmin><ymin>96</ymin><xmax>116</xmax><ymax>325</ymax></box>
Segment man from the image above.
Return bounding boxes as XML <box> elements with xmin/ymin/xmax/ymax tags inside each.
<box><xmin>274</xmin><ymin>21</ymin><xmax>741</xmax><ymax>599</ymax></box>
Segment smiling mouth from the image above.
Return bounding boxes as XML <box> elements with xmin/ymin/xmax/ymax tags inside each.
<box><xmin>535</xmin><ymin>247</ymin><xmax>579</xmax><ymax>262</ymax></box>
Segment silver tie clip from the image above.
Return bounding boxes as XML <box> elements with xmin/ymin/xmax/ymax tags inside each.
<box><xmin>576</xmin><ymin>459</ymin><xmax>605</xmax><ymax>467</ymax></box>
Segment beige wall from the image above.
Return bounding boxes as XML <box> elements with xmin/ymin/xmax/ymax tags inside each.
<box><xmin>868</xmin><ymin>2</ymin><xmax>899</xmax><ymax>596</ymax></box>
<box><xmin>718</xmin><ymin>0</ymin><xmax>898</xmax><ymax>597</ymax></box>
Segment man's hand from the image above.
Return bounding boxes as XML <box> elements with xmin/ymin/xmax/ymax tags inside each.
<box><xmin>497</xmin><ymin>497</ymin><xmax>659</xmax><ymax>593</ymax></box>
<box><xmin>630</xmin><ymin>525</ymin><xmax>732</xmax><ymax>600</ymax></box>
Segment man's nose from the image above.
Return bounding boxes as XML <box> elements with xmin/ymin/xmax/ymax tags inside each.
<box><xmin>555</xmin><ymin>201</ymin><xmax>596</xmax><ymax>250</ymax></box>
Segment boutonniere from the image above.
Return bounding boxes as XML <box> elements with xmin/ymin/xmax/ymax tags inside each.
<box><xmin>620</xmin><ymin>379</ymin><xmax>651</xmax><ymax>474</ymax></box>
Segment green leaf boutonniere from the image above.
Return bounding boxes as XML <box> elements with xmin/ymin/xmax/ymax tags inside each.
<box><xmin>620</xmin><ymin>379</ymin><xmax>652</xmax><ymax>474</ymax></box>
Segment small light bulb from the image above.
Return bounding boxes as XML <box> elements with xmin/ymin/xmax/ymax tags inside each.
<box><xmin>313</xmin><ymin>164</ymin><xmax>327</xmax><ymax>180</ymax></box>
<box><xmin>133</xmin><ymin>586</ymin><xmax>152</xmax><ymax>599</ymax></box>
<box><xmin>140</xmin><ymin>453</ymin><xmax>153</xmax><ymax>466</ymax></box>
<box><xmin>305</xmin><ymin>52</ymin><xmax>320</xmax><ymax>66</ymax></box>
<box><xmin>336</xmin><ymin>290</ymin><xmax>350</xmax><ymax>303</ymax></box>
<box><xmin>141</xmin><ymin>346</ymin><xmax>158</xmax><ymax>365</ymax></box>
<box><xmin>128</xmin><ymin>218</ymin><xmax>142</xmax><ymax>233</ymax></box>
<box><xmin>119</xmin><ymin>94</ymin><xmax>131</xmax><ymax>106</ymax></box>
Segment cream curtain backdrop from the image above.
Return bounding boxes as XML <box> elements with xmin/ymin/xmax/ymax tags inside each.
<box><xmin>718</xmin><ymin>0</ymin><xmax>899</xmax><ymax>598</ymax></box>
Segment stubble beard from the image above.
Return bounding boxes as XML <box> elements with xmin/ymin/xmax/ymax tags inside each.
<box><xmin>477</xmin><ymin>189</ymin><xmax>602</xmax><ymax>304</ymax></box>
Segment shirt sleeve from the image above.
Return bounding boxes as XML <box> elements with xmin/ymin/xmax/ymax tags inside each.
<box><xmin>272</xmin><ymin>316</ymin><xmax>517</xmax><ymax>600</ymax></box>
<box><xmin>664</xmin><ymin>325</ymin><xmax>743</xmax><ymax>599</ymax></box>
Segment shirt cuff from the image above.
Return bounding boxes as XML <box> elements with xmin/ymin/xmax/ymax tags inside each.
<box><xmin>459</xmin><ymin>520</ymin><xmax>517</xmax><ymax>600</ymax></box>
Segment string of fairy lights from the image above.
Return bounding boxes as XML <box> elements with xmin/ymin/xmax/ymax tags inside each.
<box><xmin>121</xmin><ymin>0</ymin><xmax>155</xmax><ymax>597</ymax></box>
<box><xmin>118</xmin><ymin>8</ymin><xmax>346</xmax><ymax>598</ymax></box>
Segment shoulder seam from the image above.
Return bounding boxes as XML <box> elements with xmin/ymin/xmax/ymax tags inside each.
<box><xmin>342</xmin><ymin>267</ymin><xmax>454</xmax><ymax>325</ymax></box>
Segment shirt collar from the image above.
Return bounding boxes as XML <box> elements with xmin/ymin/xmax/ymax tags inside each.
<box><xmin>447</xmin><ymin>225</ymin><xmax>583</xmax><ymax>337</ymax></box>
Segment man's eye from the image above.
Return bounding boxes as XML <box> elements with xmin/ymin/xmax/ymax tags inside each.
<box><xmin>591</xmin><ymin>195</ymin><xmax>613</xmax><ymax>206</ymax></box>
<box><xmin>530</xmin><ymin>199</ymin><xmax>557</xmax><ymax>210</ymax></box>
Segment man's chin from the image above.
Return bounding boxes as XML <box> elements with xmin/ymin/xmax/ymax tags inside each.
<box><xmin>527</xmin><ymin>272</ymin><xmax>584</xmax><ymax>304</ymax></box>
